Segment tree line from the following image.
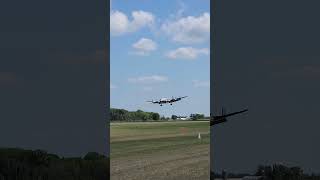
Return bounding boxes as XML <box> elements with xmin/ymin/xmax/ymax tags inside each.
<box><xmin>211</xmin><ymin>163</ymin><xmax>320</xmax><ymax>180</ymax></box>
<box><xmin>110</xmin><ymin>108</ymin><xmax>160</xmax><ymax>121</ymax></box>
<box><xmin>0</xmin><ymin>148</ymin><xmax>109</xmax><ymax>180</ymax></box>
<box><xmin>110</xmin><ymin>108</ymin><xmax>208</xmax><ymax>122</ymax></box>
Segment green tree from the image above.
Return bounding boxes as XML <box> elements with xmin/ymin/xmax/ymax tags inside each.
<box><xmin>110</xmin><ymin>108</ymin><xmax>162</xmax><ymax>122</ymax></box>
<box><xmin>190</xmin><ymin>113</ymin><xmax>205</xmax><ymax>120</ymax></box>
<box><xmin>152</xmin><ymin>113</ymin><xmax>160</xmax><ymax>120</ymax></box>
<box><xmin>171</xmin><ymin>115</ymin><xmax>177</xmax><ymax>120</ymax></box>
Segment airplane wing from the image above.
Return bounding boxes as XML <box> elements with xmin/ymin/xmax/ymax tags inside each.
<box><xmin>210</xmin><ymin>109</ymin><xmax>248</xmax><ymax>126</ymax></box>
<box><xmin>174</xmin><ymin>96</ymin><xmax>188</xmax><ymax>101</ymax></box>
<box><xmin>218</xmin><ymin>109</ymin><xmax>248</xmax><ymax>118</ymax></box>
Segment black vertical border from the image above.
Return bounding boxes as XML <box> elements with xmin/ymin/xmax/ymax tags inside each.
<box><xmin>105</xmin><ymin>0</ymin><xmax>110</xmax><ymax>178</ymax></box>
<box><xmin>210</xmin><ymin>0</ymin><xmax>216</xmax><ymax>179</ymax></box>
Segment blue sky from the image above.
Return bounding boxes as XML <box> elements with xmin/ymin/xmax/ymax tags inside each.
<box><xmin>110</xmin><ymin>0</ymin><xmax>210</xmax><ymax>117</ymax></box>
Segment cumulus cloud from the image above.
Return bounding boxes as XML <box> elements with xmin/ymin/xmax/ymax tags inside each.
<box><xmin>166</xmin><ymin>47</ymin><xmax>209</xmax><ymax>60</ymax></box>
<box><xmin>161</xmin><ymin>12</ymin><xmax>210</xmax><ymax>44</ymax></box>
<box><xmin>132</xmin><ymin>38</ymin><xmax>157</xmax><ymax>56</ymax></box>
<box><xmin>192</xmin><ymin>80</ymin><xmax>210</xmax><ymax>88</ymax></box>
<box><xmin>176</xmin><ymin>0</ymin><xmax>187</xmax><ymax>19</ymax></box>
<box><xmin>110</xmin><ymin>10</ymin><xmax>155</xmax><ymax>36</ymax></box>
<box><xmin>128</xmin><ymin>75</ymin><xmax>168</xmax><ymax>84</ymax></box>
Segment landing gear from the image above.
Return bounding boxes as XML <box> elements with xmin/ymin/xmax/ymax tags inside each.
<box><xmin>170</xmin><ymin>104</ymin><xmax>172</xmax><ymax>105</ymax></box>
<box><xmin>160</xmin><ymin>104</ymin><xmax>162</xmax><ymax>106</ymax></box>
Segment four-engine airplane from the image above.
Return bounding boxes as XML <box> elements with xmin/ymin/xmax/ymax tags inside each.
<box><xmin>210</xmin><ymin>108</ymin><xmax>248</xmax><ymax>126</ymax></box>
<box><xmin>147</xmin><ymin>96</ymin><xmax>188</xmax><ymax>106</ymax></box>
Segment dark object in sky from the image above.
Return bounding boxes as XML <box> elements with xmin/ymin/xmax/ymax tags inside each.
<box><xmin>146</xmin><ymin>96</ymin><xmax>188</xmax><ymax>106</ymax></box>
<box><xmin>211</xmin><ymin>108</ymin><xmax>248</xmax><ymax>126</ymax></box>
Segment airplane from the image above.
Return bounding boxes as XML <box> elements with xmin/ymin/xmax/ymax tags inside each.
<box><xmin>147</xmin><ymin>96</ymin><xmax>188</xmax><ymax>106</ymax></box>
<box><xmin>210</xmin><ymin>108</ymin><xmax>248</xmax><ymax>126</ymax></box>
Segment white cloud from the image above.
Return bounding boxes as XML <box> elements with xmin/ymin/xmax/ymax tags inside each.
<box><xmin>132</xmin><ymin>38</ymin><xmax>157</xmax><ymax>56</ymax></box>
<box><xmin>131</xmin><ymin>11</ymin><xmax>155</xmax><ymax>30</ymax></box>
<box><xmin>161</xmin><ymin>12</ymin><xmax>210</xmax><ymax>44</ymax></box>
<box><xmin>110</xmin><ymin>10</ymin><xmax>155</xmax><ymax>36</ymax></box>
<box><xmin>110</xmin><ymin>11</ymin><xmax>129</xmax><ymax>35</ymax></box>
<box><xmin>169</xmin><ymin>0</ymin><xmax>187</xmax><ymax>20</ymax></box>
<box><xmin>176</xmin><ymin>1</ymin><xmax>187</xmax><ymax>18</ymax></box>
<box><xmin>128</xmin><ymin>75</ymin><xmax>168</xmax><ymax>84</ymax></box>
<box><xmin>166</xmin><ymin>47</ymin><xmax>209</xmax><ymax>60</ymax></box>
<box><xmin>192</xmin><ymin>80</ymin><xmax>210</xmax><ymax>88</ymax></box>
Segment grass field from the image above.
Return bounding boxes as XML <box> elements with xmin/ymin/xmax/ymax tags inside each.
<box><xmin>110</xmin><ymin>121</ymin><xmax>210</xmax><ymax>180</ymax></box>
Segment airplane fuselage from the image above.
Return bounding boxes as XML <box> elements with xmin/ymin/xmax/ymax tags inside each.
<box><xmin>147</xmin><ymin>96</ymin><xmax>188</xmax><ymax>106</ymax></box>
<box><xmin>159</xmin><ymin>98</ymin><xmax>173</xmax><ymax>105</ymax></box>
